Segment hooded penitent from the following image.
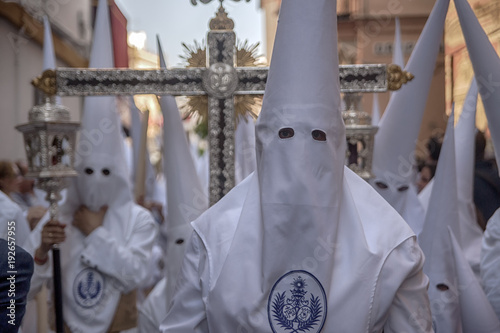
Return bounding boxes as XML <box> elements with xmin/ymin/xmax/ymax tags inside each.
<box><xmin>129</xmin><ymin>97</ymin><xmax>156</xmax><ymax>201</ymax></box>
<box><xmin>453</xmin><ymin>0</ymin><xmax>500</xmax><ymax>169</ymax></box>
<box><xmin>158</xmin><ymin>35</ymin><xmax>208</xmax><ymax>305</ymax></box>
<box><xmin>453</xmin><ymin>0</ymin><xmax>500</xmax><ymax>321</ymax></box>
<box><xmin>454</xmin><ymin>79</ymin><xmax>483</xmax><ymax>279</ymax></box>
<box><xmin>142</xmin><ymin>36</ymin><xmax>209</xmax><ymax>333</ymax></box>
<box><xmin>162</xmin><ymin>0</ymin><xmax>432</xmax><ymax>332</ymax></box>
<box><xmin>419</xmin><ymin>108</ymin><xmax>500</xmax><ymax>332</ymax></box>
<box><xmin>371</xmin><ymin>0</ymin><xmax>449</xmax><ymax>235</ymax></box>
<box><xmin>449</xmin><ymin>227</ymin><xmax>500</xmax><ymax>332</ymax></box>
<box><xmin>418</xmin><ymin>109</ymin><xmax>462</xmax><ymax>332</ymax></box>
<box><xmin>25</xmin><ymin>1</ymin><xmax>157</xmax><ymax>331</ymax></box>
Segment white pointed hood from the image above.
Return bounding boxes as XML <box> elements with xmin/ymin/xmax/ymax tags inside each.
<box><xmin>158</xmin><ymin>35</ymin><xmax>208</xmax><ymax>304</ymax></box>
<box><xmin>370</xmin><ymin>0</ymin><xmax>449</xmax><ymax>234</ymax></box>
<box><xmin>55</xmin><ymin>0</ymin><xmax>135</xmax><ymax>330</ymax></box>
<box><xmin>454</xmin><ymin>0</ymin><xmax>500</xmax><ymax>173</ymax></box>
<box><xmin>43</xmin><ymin>16</ymin><xmax>56</xmax><ymax>71</ymax></box>
<box><xmin>392</xmin><ymin>17</ymin><xmax>405</xmax><ymax>68</ymax></box>
<box><xmin>419</xmin><ymin>110</ymin><xmax>462</xmax><ymax>332</ymax></box>
<box><xmin>189</xmin><ymin>0</ymin><xmax>421</xmax><ymax>331</ymax></box>
<box><xmin>455</xmin><ymin>78</ymin><xmax>483</xmax><ymax>279</ymax></box>
<box><xmin>448</xmin><ymin>227</ymin><xmax>500</xmax><ymax>332</ymax></box>
<box><xmin>374</xmin><ymin>0</ymin><xmax>449</xmax><ymax>179</ymax></box>
<box><xmin>129</xmin><ymin>98</ymin><xmax>156</xmax><ymax>201</ymax></box>
<box><xmin>65</xmin><ymin>0</ymin><xmax>131</xmax><ymax>214</ymax></box>
<box><xmin>43</xmin><ymin>16</ymin><xmax>61</xmax><ymax>105</ymax></box>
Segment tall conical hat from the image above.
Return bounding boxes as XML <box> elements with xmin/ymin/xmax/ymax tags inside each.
<box><xmin>129</xmin><ymin>98</ymin><xmax>156</xmax><ymax>201</ymax></box>
<box><xmin>454</xmin><ymin>78</ymin><xmax>483</xmax><ymax>277</ymax></box>
<box><xmin>392</xmin><ymin>17</ymin><xmax>405</xmax><ymax>68</ymax></box>
<box><xmin>373</xmin><ymin>0</ymin><xmax>449</xmax><ymax>182</ymax></box>
<box><xmin>449</xmin><ymin>227</ymin><xmax>500</xmax><ymax>331</ymax></box>
<box><xmin>419</xmin><ymin>109</ymin><xmax>462</xmax><ymax>331</ymax></box>
<box><xmin>454</xmin><ymin>0</ymin><xmax>500</xmax><ymax>172</ymax></box>
<box><xmin>158</xmin><ymin>35</ymin><xmax>208</xmax><ymax>304</ymax></box>
<box><xmin>42</xmin><ymin>16</ymin><xmax>61</xmax><ymax>104</ymax></box>
<box><xmin>67</xmin><ymin>0</ymin><xmax>132</xmax><ymax>213</ymax></box>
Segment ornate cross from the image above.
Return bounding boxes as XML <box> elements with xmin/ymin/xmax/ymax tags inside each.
<box><xmin>33</xmin><ymin>4</ymin><xmax>411</xmax><ymax>205</ymax></box>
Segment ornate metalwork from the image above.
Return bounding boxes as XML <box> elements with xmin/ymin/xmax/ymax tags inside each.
<box><xmin>16</xmin><ymin>96</ymin><xmax>79</xmax><ymax>179</ymax></box>
<box><xmin>210</xmin><ymin>4</ymin><xmax>234</xmax><ymax>31</ymax></box>
<box><xmin>32</xmin><ymin>69</ymin><xmax>57</xmax><ymax>96</ymax></box>
<box><xmin>16</xmin><ymin>94</ymin><xmax>80</xmax><ymax>332</ymax></box>
<box><xmin>342</xmin><ymin>93</ymin><xmax>378</xmax><ymax>180</ymax></box>
<box><xmin>191</xmin><ymin>0</ymin><xmax>250</xmax><ymax>5</ymax></box>
<box><xmin>203</xmin><ymin>63</ymin><xmax>239</xmax><ymax>98</ymax></box>
<box><xmin>49</xmin><ymin>64</ymin><xmax>413</xmax><ymax>97</ymax></box>
<box><xmin>55</xmin><ymin>68</ymin><xmax>207</xmax><ymax>96</ymax></box>
<box><xmin>387</xmin><ymin>64</ymin><xmax>414</xmax><ymax>91</ymax></box>
<box><xmin>339</xmin><ymin>64</ymin><xmax>388</xmax><ymax>93</ymax></box>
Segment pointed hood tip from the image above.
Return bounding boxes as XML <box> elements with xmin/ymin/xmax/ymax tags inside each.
<box><xmin>373</xmin><ymin>0</ymin><xmax>450</xmax><ymax>180</ymax></box>
<box><xmin>89</xmin><ymin>0</ymin><xmax>114</xmax><ymax>69</ymax></box>
<box><xmin>156</xmin><ymin>35</ymin><xmax>167</xmax><ymax>69</ymax></box>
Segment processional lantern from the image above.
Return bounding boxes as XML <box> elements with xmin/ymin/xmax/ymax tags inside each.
<box><xmin>15</xmin><ymin>70</ymin><xmax>80</xmax><ymax>333</ymax></box>
<box><xmin>16</xmin><ymin>70</ymin><xmax>80</xmax><ymax>211</ymax></box>
<box><xmin>341</xmin><ymin>64</ymin><xmax>414</xmax><ymax>180</ymax></box>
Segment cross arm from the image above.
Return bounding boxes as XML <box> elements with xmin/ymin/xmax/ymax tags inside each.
<box><xmin>33</xmin><ymin>68</ymin><xmax>207</xmax><ymax>97</ymax></box>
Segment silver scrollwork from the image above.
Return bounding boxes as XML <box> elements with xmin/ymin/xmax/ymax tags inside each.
<box><xmin>191</xmin><ymin>0</ymin><xmax>250</xmax><ymax>5</ymax></box>
<box><xmin>203</xmin><ymin>63</ymin><xmax>239</xmax><ymax>99</ymax></box>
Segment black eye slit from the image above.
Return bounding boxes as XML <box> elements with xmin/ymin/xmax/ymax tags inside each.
<box><xmin>312</xmin><ymin>130</ymin><xmax>327</xmax><ymax>141</ymax></box>
<box><xmin>436</xmin><ymin>283</ymin><xmax>449</xmax><ymax>291</ymax></box>
<box><xmin>175</xmin><ymin>239</ymin><xmax>184</xmax><ymax>245</ymax></box>
<box><xmin>398</xmin><ymin>185</ymin><xmax>409</xmax><ymax>192</ymax></box>
<box><xmin>278</xmin><ymin>128</ymin><xmax>294</xmax><ymax>139</ymax></box>
<box><xmin>102</xmin><ymin>168</ymin><xmax>111</xmax><ymax>176</ymax></box>
<box><xmin>84</xmin><ymin>168</ymin><xmax>94</xmax><ymax>175</ymax></box>
<box><xmin>375</xmin><ymin>181</ymin><xmax>388</xmax><ymax>189</ymax></box>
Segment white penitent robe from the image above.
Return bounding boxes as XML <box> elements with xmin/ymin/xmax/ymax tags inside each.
<box><xmin>481</xmin><ymin>208</ymin><xmax>500</xmax><ymax>321</ymax></box>
<box><xmin>161</xmin><ymin>169</ymin><xmax>432</xmax><ymax>333</ymax></box>
<box><xmin>25</xmin><ymin>203</ymin><xmax>157</xmax><ymax>333</ymax></box>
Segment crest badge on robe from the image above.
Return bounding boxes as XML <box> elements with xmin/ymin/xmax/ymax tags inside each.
<box><xmin>268</xmin><ymin>270</ymin><xmax>327</xmax><ymax>333</ymax></box>
<box><xmin>73</xmin><ymin>268</ymin><xmax>105</xmax><ymax>308</ymax></box>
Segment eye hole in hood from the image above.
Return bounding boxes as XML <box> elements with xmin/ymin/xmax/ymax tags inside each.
<box><xmin>278</xmin><ymin>128</ymin><xmax>294</xmax><ymax>139</ymax></box>
<box><xmin>312</xmin><ymin>130</ymin><xmax>326</xmax><ymax>141</ymax></box>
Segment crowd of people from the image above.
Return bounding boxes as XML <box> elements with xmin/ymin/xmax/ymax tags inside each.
<box><xmin>3</xmin><ymin>0</ymin><xmax>500</xmax><ymax>332</ymax></box>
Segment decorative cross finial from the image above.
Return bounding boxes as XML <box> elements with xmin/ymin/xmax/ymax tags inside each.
<box><xmin>190</xmin><ymin>0</ymin><xmax>251</xmax><ymax>6</ymax></box>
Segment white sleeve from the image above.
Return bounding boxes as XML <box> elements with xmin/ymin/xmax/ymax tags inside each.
<box><xmin>23</xmin><ymin>215</ymin><xmax>52</xmax><ymax>300</ymax></box>
<box><xmin>160</xmin><ymin>232</ymin><xmax>209</xmax><ymax>333</ymax></box>
<box><xmin>79</xmin><ymin>208</ymin><xmax>158</xmax><ymax>292</ymax></box>
<box><xmin>373</xmin><ymin>237</ymin><xmax>434</xmax><ymax>333</ymax></box>
<box><xmin>481</xmin><ymin>208</ymin><xmax>500</xmax><ymax>320</ymax></box>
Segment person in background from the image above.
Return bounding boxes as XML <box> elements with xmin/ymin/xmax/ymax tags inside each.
<box><xmin>0</xmin><ymin>160</ymin><xmax>31</xmax><ymax>247</ymax></box>
<box><xmin>10</xmin><ymin>160</ymin><xmax>48</xmax><ymax>230</ymax></box>
<box><xmin>0</xmin><ymin>239</ymin><xmax>34</xmax><ymax>333</ymax></box>
<box><xmin>416</xmin><ymin>162</ymin><xmax>437</xmax><ymax>193</ymax></box>
<box><xmin>474</xmin><ymin>130</ymin><xmax>500</xmax><ymax>230</ymax></box>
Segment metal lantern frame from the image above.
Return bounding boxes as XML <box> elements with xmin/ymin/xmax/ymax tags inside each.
<box><xmin>16</xmin><ymin>91</ymin><xmax>80</xmax><ymax>333</ymax></box>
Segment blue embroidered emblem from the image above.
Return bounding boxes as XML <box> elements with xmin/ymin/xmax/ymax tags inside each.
<box><xmin>268</xmin><ymin>270</ymin><xmax>327</xmax><ymax>333</ymax></box>
<box><xmin>73</xmin><ymin>268</ymin><xmax>105</xmax><ymax>308</ymax></box>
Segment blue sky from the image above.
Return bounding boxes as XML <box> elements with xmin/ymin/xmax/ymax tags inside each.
<box><xmin>114</xmin><ymin>0</ymin><xmax>265</xmax><ymax>67</ymax></box>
